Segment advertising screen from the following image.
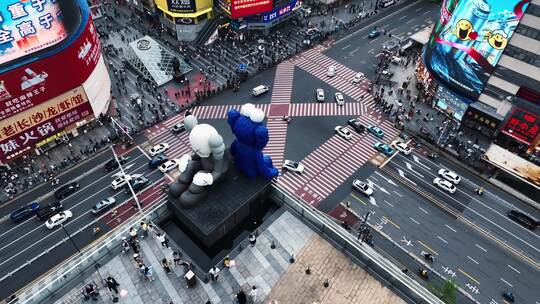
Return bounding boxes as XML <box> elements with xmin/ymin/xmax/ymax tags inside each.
<box><xmin>424</xmin><ymin>0</ymin><xmax>530</xmax><ymax>99</ymax></box>
<box><xmin>501</xmin><ymin>108</ymin><xmax>539</xmax><ymax>145</ymax></box>
<box><xmin>258</xmin><ymin>0</ymin><xmax>300</xmax><ymax>23</ymax></box>
<box><xmin>231</xmin><ymin>0</ymin><xmax>273</xmax><ymax>19</ymax></box>
<box><xmin>0</xmin><ymin>86</ymin><xmax>93</xmax><ymax>161</ymax></box>
<box><xmin>0</xmin><ymin>16</ymin><xmax>101</xmax><ymax>121</ymax></box>
<box><xmin>0</xmin><ymin>0</ymin><xmax>68</xmax><ymax>65</ymax></box>
<box><xmin>167</xmin><ymin>0</ymin><xmax>197</xmax><ymax>13</ymax></box>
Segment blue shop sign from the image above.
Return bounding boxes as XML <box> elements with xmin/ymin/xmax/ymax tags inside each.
<box><xmin>261</xmin><ymin>0</ymin><xmax>301</xmax><ymax>23</ymax></box>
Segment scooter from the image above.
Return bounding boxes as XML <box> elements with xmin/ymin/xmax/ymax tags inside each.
<box><xmin>474</xmin><ymin>187</ymin><xmax>484</xmax><ymax>195</ymax></box>
<box><xmin>428</xmin><ymin>153</ymin><xmax>437</xmax><ymax>160</ymax></box>
<box><xmin>423</xmin><ymin>252</ymin><xmax>434</xmax><ymax>263</ymax></box>
<box><xmin>503</xmin><ymin>291</ymin><xmax>515</xmax><ymax>303</ymax></box>
<box><xmin>282</xmin><ymin>116</ymin><xmax>291</xmax><ymax>123</ymax></box>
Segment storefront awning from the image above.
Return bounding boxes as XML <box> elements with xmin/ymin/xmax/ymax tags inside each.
<box><xmin>483</xmin><ymin>144</ymin><xmax>540</xmax><ymax>189</ymax></box>
<box><xmin>409</xmin><ymin>25</ymin><xmax>433</xmax><ymax>45</ymax></box>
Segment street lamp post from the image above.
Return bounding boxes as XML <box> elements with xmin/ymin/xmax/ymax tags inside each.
<box><xmin>60</xmin><ymin>224</ymin><xmax>105</xmax><ymax>282</ymax></box>
<box><xmin>110</xmin><ymin>146</ymin><xmax>144</xmax><ymax>216</ymax></box>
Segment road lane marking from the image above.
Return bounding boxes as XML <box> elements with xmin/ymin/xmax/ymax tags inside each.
<box><xmin>393</xmin><ymin>190</ymin><xmax>403</xmax><ymax>197</ymax></box>
<box><xmin>417</xmin><ymin>240</ymin><xmax>438</xmax><ymax>255</ymax></box>
<box><xmin>418</xmin><ymin>206</ymin><xmax>429</xmax><ymax>214</ymax></box>
<box><xmin>396</xmin><ymin>168</ymin><xmax>417</xmax><ymax>186</ymax></box>
<box><xmin>384</xmin><ymin>200</ymin><xmax>394</xmax><ymax>207</ymax></box>
<box><xmin>368</xmin><ymin>48</ymin><xmax>374</xmax><ymax>54</ymax></box>
<box><xmin>406</xmin><ymin>18</ymin><xmax>416</xmax><ymax>24</ymax></box>
<box><xmin>467</xmin><ymin>256</ymin><xmax>479</xmax><ymax>265</ymax></box>
<box><xmin>415</xmin><ymin>7</ymin><xmax>423</xmax><ymax>11</ymax></box>
<box><xmin>445</xmin><ymin>224</ymin><xmax>457</xmax><ymax>232</ymax></box>
<box><xmin>399</xmin><ymin>15</ymin><xmax>408</xmax><ymax>20</ymax></box>
<box><xmin>474</xmin><ymin>244</ymin><xmax>487</xmax><ymax>253</ymax></box>
<box><xmin>405</xmin><ymin>161</ymin><xmax>424</xmax><ymax>177</ymax></box>
<box><xmin>335</xmin><ymin>0</ymin><xmax>425</xmax><ymax>45</ymax></box>
<box><xmin>507</xmin><ymin>265</ymin><xmax>520</xmax><ymax>274</ymax></box>
<box><xmin>383</xmin><ymin>216</ymin><xmax>400</xmax><ymax>229</ymax></box>
<box><xmin>500</xmin><ymin>278</ymin><xmax>513</xmax><ymax>288</ymax></box>
<box><xmin>409</xmin><ymin>217</ymin><xmax>419</xmax><ymax>224</ymax></box>
<box><xmin>349</xmin><ymin>48</ymin><xmax>360</xmax><ymax>54</ymax></box>
<box><xmin>351</xmin><ymin>193</ymin><xmax>367</xmax><ymax>205</ymax></box>
<box><xmin>437</xmin><ymin>236</ymin><xmax>448</xmax><ymax>244</ymax></box>
<box><xmin>389</xmin><ymin>161</ymin><xmax>540</xmax><ymax>256</ymax></box>
<box><xmin>342</xmin><ymin>44</ymin><xmax>351</xmax><ymax>50</ymax></box>
<box><xmin>458</xmin><ymin>268</ymin><xmax>480</xmax><ymax>285</ymax></box>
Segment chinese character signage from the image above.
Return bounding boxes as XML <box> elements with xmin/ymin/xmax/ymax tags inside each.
<box><xmin>231</xmin><ymin>0</ymin><xmax>273</xmax><ymax>19</ymax></box>
<box><xmin>258</xmin><ymin>0</ymin><xmax>300</xmax><ymax>23</ymax></box>
<box><xmin>167</xmin><ymin>0</ymin><xmax>197</xmax><ymax>13</ymax></box>
<box><xmin>424</xmin><ymin>0</ymin><xmax>530</xmax><ymax>99</ymax></box>
<box><xmin>0</xmin><ymin>86</ymin><xmax>93</xmax><ymax>161</ymax></box>
<box><xmin>0</xmin><ymin>16</ymin><xmax>100</xmax><ymax>121</ymax></box>
<box><xmin>502</xmin><ymin>108</ymin><xmax>539</xmax><ymax>145</ymax></box>
<box><xmin>0</xmin><ymin>0</ymin><xmax>68</xmax><ymax>65</ymax></box>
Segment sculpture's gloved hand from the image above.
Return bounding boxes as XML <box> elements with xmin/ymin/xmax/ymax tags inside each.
<box><xmin>178</xmin><ymin>154</ymin><xmax>192</xmax><ymax>173</ymax></box>
<box><xmin>193</xmin><ymin>172</ymin><xmax>214</xmax><ymax>186</ymax></box>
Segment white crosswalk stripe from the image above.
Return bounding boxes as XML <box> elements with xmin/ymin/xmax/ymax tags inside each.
<box><xmin>289</xmin><ymin>101</ymin><xmax>369</xmax><ymax>117</ymax></box>
<box><xmin>270</xmin><ymin>64</ymin><xmax>295</xmax><ymax>104</ymax></box>
<box><xmin>278</xmin><ymin>115</ymin><xmax>401</xmax><ymax>201</ymax></box>
<box><xmin>263</xmin><ymin>119</ymin><xmax>288</xmax><ymax>170</ymax></box>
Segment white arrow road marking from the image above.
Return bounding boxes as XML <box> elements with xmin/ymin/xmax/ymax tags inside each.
<box><xmin>405</xmin><ymin>161</ymin><xmax>424</xmax><ymax>178</ymax></box>
<box><xmin>367</xmin><ymin>179</ymin><xmax>389</xmax><ymax>195</ymax></box>
<box><xmin>400</xmin><ymin>236</ymin><xmax>413</xmax><ymax>246</ymax></box>
<box><xmin>412</xmin><ymin>155</ymin><xmax>432</xmax><ymax>171</ymax></box>
<box><xmin>375</xmin><ymin>171</ymin><xmax>398</xmax><ymax>186</ymax></box>
<box><xmin>369</xmin><ymin>196</ymin><xmax>378</xmax><ymax>206</ymax></box>
<box><xmin>397</xmin><ymin>169</ymin><xmax>417</xmax><ymax>186</ymax></box>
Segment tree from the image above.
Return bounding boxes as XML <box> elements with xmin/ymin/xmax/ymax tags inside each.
<box><xmin>428</xmin><ymin>279</ymin><xmax>457</xmax><ymax>304</ymax></box>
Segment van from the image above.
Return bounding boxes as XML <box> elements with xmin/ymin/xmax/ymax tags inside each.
<box><xmin>252</xmin><ymin>85</ymin><xmax>269</xmax><ymax>96</ymax></box>
<box><xmin>379</xmin><ymin>0</ymin><xmax>395</xmax><ymax>8</ymax></box>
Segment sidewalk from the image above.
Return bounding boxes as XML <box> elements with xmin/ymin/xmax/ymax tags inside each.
<box><xmin>49</xmin><ymin>210</ymin><xmax>407</xmax><ymax>304</ymax></box>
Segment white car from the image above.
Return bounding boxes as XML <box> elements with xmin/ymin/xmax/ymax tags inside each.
<box><xmin>438</xmin><ymin>169</ymin><xmax>461</xmax><ymax>184</ymax></box>
<box><xmin>316</xmin><ymin>89</ymin><xmax>325</xmax><ymax>102</ymax></box>
<box><xmin>45</xmin><ymin>210</ymin><xmax>73</xmax><ymax>229</ymax></box>
<box><xmin>326</xmin><ymin>66</ymin><xmax>336</xmax><ymax>77</ymax></box>
<box><xmin>391</xmin><ymin>141</ymin><xmax>412</xmax><ymax>155</ymax></box>
<box><xmin>335</xmin><ymin>126</ymin><xmax>353</xmax><ymax>140</ymax></box>
<box><xmin>111</xmin><ymin>176</ymin><xmax>128</xmax><ymax>190</ymax></box>
<box><xmin>159</xmin><ymin>159</ymin><xmax>180</xmax><ymax>173</ymax></box>
<box><xmin>335</xmin><ymin>92</ymin><xmax>345</xmax><ymax>106</ymax></box>
<box><xmin>282</xmin><ymin>160</ymin><xmax>305</xmax><ymax>173</ymax></box>
<box><xmin>149</xmin><ymin>143</ymin><xmax>170</xmax><ymax>157</ymax></box>
<box><xmin>433</xmin><ymin>177</ymin><xmax>457</xmax><ymax>194</ymax></box>
<box><xmin>351</xmin><ymin>72</ymin><xmax>365</xmax><ymax>84</ymax></box>
<box><xmin>352</xmin><ymin>179</ymin><xmax>374</xmax><ymax>196</ymax></box>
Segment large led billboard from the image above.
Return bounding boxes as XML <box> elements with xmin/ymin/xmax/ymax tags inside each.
<box><xmin>424</xmin><ymin>0</ymin><xmax>530</xmax><ymax>99</ymax></box>
<box><xmin>230</xmin><ymin>0</ymin><xmax>273</xmax><ymax>19</ymax></box>
<box><xmin>0</xmin><ymin>0</ymin><xmax>68</xmax><ymax>65</ymax></box>
<box><xmin>501</xmin><ymin>108</ymin><xmax>539</xmax><ymax>145</ymax></box>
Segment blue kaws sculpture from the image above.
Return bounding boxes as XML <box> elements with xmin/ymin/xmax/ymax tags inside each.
<box><xmin>228</xmin><ymin>103</ymin><xmax>279</xmax><ymax>179</ymax></box>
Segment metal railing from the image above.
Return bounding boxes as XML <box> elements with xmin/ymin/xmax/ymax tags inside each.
<box><xmin>4</xmin><ymin>199</ymin><xmax>171</xmax><ymax>304</ymax></box>
<box><xmin>268</xmin><ymin>183</ymin><xmax>444</xmax><ymax>304</ymax></box>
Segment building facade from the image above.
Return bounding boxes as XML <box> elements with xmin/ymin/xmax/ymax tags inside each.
<box><xmin>154</xmin><ymin>0</ymin><xmax>214</xmax><ymax>41</ymax></box>
<box><xmin>0</xmin><ymin>0</ymin><xmax>111</xmax><ymax>163</ymax></box>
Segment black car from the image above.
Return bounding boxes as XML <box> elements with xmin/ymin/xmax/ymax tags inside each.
<box><xmin>36</xmin><ymin>201</ymin><xmax>64</xmax><ymax>220</ymax></box>
<box><xmin>507</xmin><ymin>210</ymin><xmax>538</xmax><ymax>230</ymax></box>
<box><xmin>126</xmin><ymin>176</ymin><xmax>149</xmax><ymax>193</ymax></box>
<box><xmin>54</xmin><ymin>182</ymin><xmax>80</xmax><ymax>199</ymax></box>
<box><xmin>348</xmin><ymin>118</ymin><xmax>365</xmax><ymax>133</ymax></box>
<box><xmin>149</xmin><ymin>155</ymin><xmax>168</xmax><ymax>169</ymax></box>
<box><xmin>104</xmin><ymin>156</ymin><xmax>129</xmax><ymax>172</ymax></box>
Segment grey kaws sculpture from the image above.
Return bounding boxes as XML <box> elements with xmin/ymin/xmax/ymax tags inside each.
<box><xmin>168</xmin><ymin>115</ymin><xmax>230</xmax><ymax>207</ymax></box>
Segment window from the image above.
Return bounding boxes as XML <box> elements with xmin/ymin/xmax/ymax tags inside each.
<box><xmin>525</xmin><ymin>4</ymin><xmax>540</xmax><ymax>18</ymax></box>
<box><xmin>515</xmin><ymin>24</ymin><xmax>540</xmax><ymax>40</ymax></box>
<box><xmin>504</xmin><ymin>45</ymin><xmax>540</xmax><ymax>68</ymax></box>
<box><xmin>516</xmin><ymin>86</ymin><xmax>540</xmax><ymax>104</ymax></box>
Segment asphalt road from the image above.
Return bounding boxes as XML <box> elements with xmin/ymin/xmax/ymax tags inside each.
<box><xmin>0</xmin><ymin>147</ymin><xmax>168</xmax><ymax>299</ymax></box>
<box><xmin>339</xmin><ymin>147</ymin><xmax>540</xmax><ymax>304</ymax></box>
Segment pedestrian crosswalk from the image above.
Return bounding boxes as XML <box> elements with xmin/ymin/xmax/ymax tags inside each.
<box><xmin>278</xmin><ymin>115</ymin><xmax>401</xmax><ymax>207</ymax></box>
<box><xmin>190</xmin><ymin>104</ymin><xmax>271</xmax><ymax>120</ymax></box>
<box><xmin>271</xmin><ymin>64</ymin><xmax>295</xmax><ymax>104</ymax></box>
<box><xmin>293</xmin><ymin>49</ymin><xmax>376</xmax><ymax>110</ymax></box>
<box><xmin>289</xmin><ymin>100</ymin><xmax>369</xmax><ymax>117</ymax></box>
<box><xmin>263</xmin><ymin>119</ymin><xmax>288</xmax><ymax>170</ymax></box>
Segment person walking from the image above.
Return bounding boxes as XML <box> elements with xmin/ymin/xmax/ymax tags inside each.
<box><xmin>140</xmin><ymin>221</ymin><xmax>148</xmax><ymax>238</ymax></box>
<box><xmin>248</xmin><ymin>234</ymin><xmax>256</xmax><ymax>247</ymax></box>
<box><xmin>248</xmin><ymin>286</ymin><xmax>258</xmax><ymax>303</ymax></box>
<box><xmin>209</xmin><ymin>266</ymin><xmax>220</xmax><ymax>282</ymax></box>
<box><xmin>162</xmin><ymin>258</ymin><xmax>172</xmax><ymax>274</ymax></box>
<box><xmin>106</xmin><ymin>276</ymin><xmax>120</xmax><ymax>294</ymax></box>
<box><xmin>156</xmin><ymin>232</ymin><xmax>170</xmax><ymax>248</ymax></box>
<box><xmin>235</xmin><ymin>289</ymin><xmax>247</xmax><ymax>304</ymax></box>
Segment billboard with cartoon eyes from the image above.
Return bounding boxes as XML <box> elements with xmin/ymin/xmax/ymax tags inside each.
<box><xmin>424</xmin><ymin>0</ymin><xmax>530</xmax><ymax>100</ymax></box>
